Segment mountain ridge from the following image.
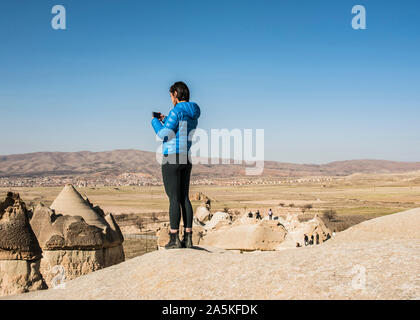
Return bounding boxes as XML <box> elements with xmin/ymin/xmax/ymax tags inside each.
<box><xmin>1</xmin><ymin>149</ymin><xmax>420</xmax><ymax>178</ymax></box>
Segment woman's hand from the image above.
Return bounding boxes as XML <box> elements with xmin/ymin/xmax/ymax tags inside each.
<box><xmin>152</xmin><ymin>112</ymin><xmax>165</xmax><ymax>121</ymax></box>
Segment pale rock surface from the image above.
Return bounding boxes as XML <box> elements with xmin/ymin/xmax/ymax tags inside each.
<box><xmin>156</xmin><ymin>223</ymin><xmax>205</xmax><ymax>247</ymax></box>
<box><xmin>40</xmin><ymin>246</ymin><xmax>125</xmax><ymax>286</ymax></box>
<box><xmin>193</xmin><ymin>192</ymin><xmax>213</xmax><ymax>209</ymax></box>
<box><xmin>203</xmin><ymin>211</ymin><xmax>231</xmax><ymax>231</ymax></box>
<box><xmin>30</xmin><ymin>185</ymin><xmax>125</xmax><ymax>287</ymax></box>
<box><xmin>0</xmin><ymin>260</ymin><xmax>46</xmax><ymax>297</ymax></box>
<box><xmin>9</xmin><ymin>208</ymin><xmax>420</xmax><ymax>300</ymax></box>
<box><xmin>0</xmin><ymin>192</ymin><xmax>46</xmax><ymax>296</ymax></box>
<box><xmin>50</xmin><ymin>184</ymin><xmax>109</xmax><ymax>229</ymax></box>
<box><xmin>278</xmin><ymin>215</ymin><xmax>332</xmax><ymax>248</ymax></box>
<box><xmin>195</xmin><ymin>205</ymin><xmax>212</xmax><ymax>224</ymax></box>
<box><xmin>201</xmin><ymin>219</ymin><xmax>287</xmax><ymax>251</ymax></box>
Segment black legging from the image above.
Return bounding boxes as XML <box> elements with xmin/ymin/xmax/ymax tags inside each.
<box><xmin>162</xmin><ymin>155</ymin><xmax>193</xmax><ymax>230</ymax></box>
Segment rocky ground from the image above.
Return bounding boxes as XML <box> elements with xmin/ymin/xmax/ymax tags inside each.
<box><xmin>5</xmin><ymin>208</ymin><xmax>420</xmax><ymax>300</ymax></box>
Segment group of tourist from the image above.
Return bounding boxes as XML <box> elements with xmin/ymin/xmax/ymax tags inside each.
<box><xmin>247</xmin><ymin>209</ymin><xmax>274</xmax><ymax>220</ymax></box>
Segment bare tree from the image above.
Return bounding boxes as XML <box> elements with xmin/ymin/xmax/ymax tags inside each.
<box><xmin>151</xmin><ymin>212</ymin><xmax>158</xmax><ymax>222</ymax></box>
<box><xmin>304</xmin><ymin>204</ymin><xmax>313</xmax><ymax>210</ymax></box>
<box><xmin>135</xmin><ymin>217</ymin><xmax>144</xmax><ymax>231</ymax></box>
<box><xmin>322</xmin><ymin>209</ymin><xmax>337</xmax><ymax>221</ymax></box>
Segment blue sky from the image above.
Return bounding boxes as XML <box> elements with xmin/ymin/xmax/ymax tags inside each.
<box><xmin>0</xmin><ymin>0</ymin><xmax>419</xmax><ymax>163</ymax></box>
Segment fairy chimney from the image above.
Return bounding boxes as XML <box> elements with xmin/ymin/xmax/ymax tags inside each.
<box><xmin>30</xmin><ymin>185</ymin><xmax>125</xmax><ymax>287</ymax></box>
<box><xmin>0</xmin><ymin>192</ymin><xmax>46</xmax><ymax>296</ymax></box>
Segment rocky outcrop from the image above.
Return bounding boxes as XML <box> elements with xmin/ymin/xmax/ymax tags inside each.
<box><xmin>30</xmin><ymin>185</ymin><xmax>125</xmax><ymax>287</ymax></box>
<box><xmin>30</xmin><ymin>203</ymin><xmax>104</xmax><ymax>250</ymax></box>
<box><xmin>40</xmin><ymin>246</ymin><xmax>125</xmax><ymax>286</ymax></box>
<box><xmin>158</xmin><ymin>208</ymin><xmax>331</xmax><ymax>251</ymax></box>
<box><xmin>201</xmin><ymin>218</ymin><xmax>288</xmax><ymax>251</ymax></box>
<box><xmin>195</xmin><ymin>205</ymin><xmax>212</xmax><ymax>224</ymax></box>
<box><xmin>156</xmin><ymin>222</ymin><xmax>205</xmax><ymax>248</ymax></box>
<box><xmin>194</xmin><ymin>192</ymin><xmax>212</xmax><ymax>209</ymax></box>
<box><xmin>50</xmin><ymin>184</ymin><xmax>108</xmax><ymax>229</ymax></box>
<box><xmin>203</xmin><ymin>211</ymin><xmax>231</xmax><ymax>231</ymax></box>
<box><xmin>155</xmin><ymin>204</ymin><xmax>212</xmax><ymax>247</ymax></box>
<box><xmin>10</xmin><ymin>208</ymin><xmax>420</xmax><ymax>300</ymax></box>
<box><xmin>276</xmin><ymin>213</ymin><xmax>332</xmax><ymax>248</ymax></box>
<box><xmin>0</xmin><ymin>193</ymin><xmax>46</xmax><ymax>296</ymax></box>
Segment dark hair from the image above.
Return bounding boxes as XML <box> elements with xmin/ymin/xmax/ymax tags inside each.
<box><xmin>170</xmin><ymin>81</ymin><xmax>190</xmax><ymax>102</ymax></box>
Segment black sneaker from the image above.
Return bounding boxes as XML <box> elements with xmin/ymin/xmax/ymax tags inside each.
<box><xmin>165</xmin><ymin>232</ymin><xmax>182</xmax><ymax>249</ymax></box>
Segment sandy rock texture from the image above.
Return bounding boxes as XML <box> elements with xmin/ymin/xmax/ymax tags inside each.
<box><xmin>7</xmin><ymin>208</ymin><xmax>420</xmax><ymax>300</ymax></box>
<box><xmin>40</xmin><ymin>246</ymin><xmax>125</xmax><ymax>286</ymax></box>
<box><xmin>0</xmin><ymin>192</ymin><xmax>46</xmax><ymax>296</ymax></box>
<box><xmin>203</xmin><ymin>211</ymin><xmax>232</xmax><ymax>231</ymax></box>
<box><xmin>0</xmin><ymin>260</ymin><xmax>46</xmax><ymax>297</ymax></box>
<box><xmin>156</xmin><ymin>223</ymin><xmax>205</xmax><ymax>247</ymax></box>
<box><xmin>195</xmin><ymin>205</ymin><xmax>212</xmax><ymax>224</ymax></box>
<box><xmin>157</xmin><ymin>207</ymin><xmax>330</xmax><ymax>251</ymax></box>
<box><xmin>278</xmin><ymin>214</ymin><xmax>332</xmax><ymax>248</ymax></box>
<box><xmin>201</xmin><ymin>218</ymin><xmax>287</xmax><ymax>251</ymax></box>
<box><xmin>29</xmin><ymin>185</ymin><xmax>125</xmax><ymax>287</ymax></box>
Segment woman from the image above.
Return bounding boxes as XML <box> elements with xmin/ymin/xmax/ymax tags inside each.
<box><xmin>151</xmin><ymin>81</ymin><xmax>201</xmax><ymax>249</ymax></box>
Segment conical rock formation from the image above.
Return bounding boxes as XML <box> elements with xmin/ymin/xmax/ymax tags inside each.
<box><xmin>30</xmin><ymin>185</ymin><xmax>125</xmax><ymax>287</ymax></box>
<box><xmin>50</xmin><ymin>184</ymin><xmax>108</xmax><ymax>229</ymax></box>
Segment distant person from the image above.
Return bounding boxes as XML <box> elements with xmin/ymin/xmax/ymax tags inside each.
<box><xmin>151</xmin><ymin>81</ymin><xmax>201</xmax><ymax>249</ymax></box>
<box><xmin>304</xmin><ymin>235</ymin><xmax>309</xmax><ymax>246</ymax></box>
<box><xmin>248</xmin><ymin>211</ymin><xmax>253</xmax><ymax>218</ymax></box>
<box><xmin>255</xmin><ymin>210</ymin><xmax>262</xmax><ymax>220</ymax></box>
<box><xmin>268</xmin><ymin>209</ymin><xmax>273</xmax><ymax>220</ymax></box>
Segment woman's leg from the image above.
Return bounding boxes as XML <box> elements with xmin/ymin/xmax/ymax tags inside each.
<box><xmin>162</xmin><ymin>163</ymin><xmax>182</xmax><ymax>232</ymax></box>
<box><xmin>179</xmin><ymin>162</ymin><xmax>193</xmax><ymax>231</ymax></box>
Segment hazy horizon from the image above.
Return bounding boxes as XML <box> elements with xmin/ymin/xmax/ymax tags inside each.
<box><xmin>1</xmin><ymin>0</ymin><xmax>419</xmax><ymax>163</ymax></box>
<box><xmin>1</xmin><ymin>147</ymin><xmax>420</xmax><ymax>165</ymax></box>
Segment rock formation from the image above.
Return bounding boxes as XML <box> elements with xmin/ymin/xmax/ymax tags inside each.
<box><xmin>194</xmin><ymin>205</ymin><xmax>212</xmax><ymax>224</ymax></box>
<box><xmin>7</xmin><ymin>207</ymin><xmax>420</xmax><ymax>300</ymax></box>
<box><xmin>203</xmin><ymin>211</ymin><xmax>231</xmax><ymax>231</ymax></box>
<box><xmin>194</xmin><ymin>192</ymin><xmax>212</xmax><ymax>209</ymax></box>
<box><xmin>156</xmin><ymin>221</ymin><xmax>205</xmax><ymax>248</ymax></box>
<box><xmin>30</xmin><ymin>184</ymin><xmax>125</xmax><ymax>287</ymax></box>
<box><xmin>157</xmin><ymin>207</ymin><xmax>332</xmax><ymax>251</ymax></box>
<box><xmin>201</xmin><ymin>217</ymin><xmax>288</xmax><ymax>251</ymax></box>
<box><xmin>50</xmin><ymin>184</ymin><xmax>109</xmax><ymax>229</ymax></box>
<box><xmin>276</xmin><ymin>213</ymin><xmax>332</xmax><ymax>248</ymax></box>
<box><xmin>0</xmin><ymin>192</ymin><xmax>46</xmax><ymax>296</ymax></box>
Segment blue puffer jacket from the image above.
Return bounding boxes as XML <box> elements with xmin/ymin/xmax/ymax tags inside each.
<box><xmin>151</xmin><ymin>102</ymin><xmax>201</xmax><ymax>155</ymax></box>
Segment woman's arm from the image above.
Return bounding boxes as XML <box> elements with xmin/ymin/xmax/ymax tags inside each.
<box><xmin>151</xmin><ymin>109</ymin><xmax>179</xmax><ymax>141</ymax></box>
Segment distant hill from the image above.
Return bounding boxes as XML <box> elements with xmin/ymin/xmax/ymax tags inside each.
<box><xmin>1</xmin><ymin>149</ymin><xmax>420</xmax><ymax>178</ymax></box>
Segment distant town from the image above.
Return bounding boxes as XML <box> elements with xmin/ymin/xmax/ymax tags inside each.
<box><xmin>0</xmin><ymin>173</ymin><xmax>335</xmax><ymax>188</ymax></box>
